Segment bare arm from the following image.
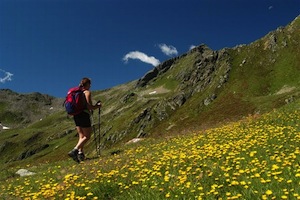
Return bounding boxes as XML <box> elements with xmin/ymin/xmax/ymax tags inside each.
<box><xmin>84</xmin><ymin>90</ymin><xmax>101</xmax><ymax>110</ymax></box>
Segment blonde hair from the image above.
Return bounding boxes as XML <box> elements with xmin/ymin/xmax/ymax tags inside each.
<box><xmin>79</xmin><ymin>77</ymin><xmax>91</xmax><ymax>87</ymax></box>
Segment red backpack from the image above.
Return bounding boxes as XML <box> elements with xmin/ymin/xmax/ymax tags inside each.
<box><xmin>64</xmin><ymin>86</ymin><xmax>86</xmax><ymax>115</ymax></box>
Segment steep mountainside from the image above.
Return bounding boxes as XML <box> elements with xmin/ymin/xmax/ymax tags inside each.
<box><xmin>0</xmin><ymin>15</ymin><xmax>299</xmax><ymax>167</ymax></box>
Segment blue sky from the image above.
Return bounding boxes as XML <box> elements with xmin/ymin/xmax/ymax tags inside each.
<box><xmin>0</xmin><ymin>0</ymin><xmax>299</xmax><ymax>97</ymax></box>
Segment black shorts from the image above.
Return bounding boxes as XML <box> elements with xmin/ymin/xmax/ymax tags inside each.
<box><xmin>73</xmin><ymin>111</ymin><xmax>91</xmax><ymax>128</ymax></box>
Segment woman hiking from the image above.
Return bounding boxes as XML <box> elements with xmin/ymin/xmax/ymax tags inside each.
<box><xmin>68</xmin><ymin>77</ymin><xmax>102</xmax><ymax>163</ymax></box>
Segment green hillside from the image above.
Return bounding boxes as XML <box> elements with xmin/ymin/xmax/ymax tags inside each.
<box><xmin>1</xmin><ymin>97</ymin><xmax>299</xmax><ymax>199</ymax></box>
<box><xmin>0</xmin><ymin>15</ymin><xmax>299</xmax><ymax>198</ymax></box>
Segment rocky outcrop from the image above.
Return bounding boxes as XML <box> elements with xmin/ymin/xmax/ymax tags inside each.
<box><xmin>16</xmin><ymin>169</ymin><xmax>36</xmax><ymax>177</ymax></box>
<box><xmin>124</xmin><ymin>44</ymin><xmax>231</xmax><ymax>139</ymax></box>
<box><xmin>136</xmin><ymin>57</ymin><xmax>179</xmax><ymax>87</ymax></box>
<box><xmin>121</xmin><ymin>92</ymin><xmax>136</xmax><ymax>103</ymax></box>
<box><xmin>17</xmin><ymin>144</ymin><xmax>49</xmax><ymax>160</ymax></box>
<box><xmin>136</xmin><ymin>44</ymin><xmax>230</xmax><ymax>92</ymax></box>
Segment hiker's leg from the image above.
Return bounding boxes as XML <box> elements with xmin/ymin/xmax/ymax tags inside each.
<box><xmin>74</xmin><ymin>126</ymin><xmax>83</xmax><ymax>149</ymax></box>
<box><xmin>75</xmin><ymin>127</ymin><xmax>92</xmax><ymax>151</ymax></box>
<box><xmin>75</xmin><ymin>126</ymin><xmax>84</xmax><ymax>151</ymax></box>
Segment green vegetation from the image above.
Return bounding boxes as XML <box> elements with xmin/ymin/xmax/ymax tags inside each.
<box><xmin>0</xmin><ymin>15</ymin><xmax>300</xmax><ymax>200</ymax></box>
<box><xmin>1</xmin><ymin>100</ymin><xmax>299</xmax><ymax>199</ymax></box>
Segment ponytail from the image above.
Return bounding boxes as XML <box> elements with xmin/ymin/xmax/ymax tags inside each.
<box><xmin>79</xmin><ymin>77</ymin><xmax>91</xmax><ymax>87</ymax></box>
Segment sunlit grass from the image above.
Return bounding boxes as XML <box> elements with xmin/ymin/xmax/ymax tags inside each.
<box><xmin>1</xmin><ymin>107</ymin><xmax>300</xmax><ymax>199</ymax></box>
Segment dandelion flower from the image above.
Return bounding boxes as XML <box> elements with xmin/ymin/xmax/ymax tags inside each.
<box><xmin>266</xmin><ymin>190</ymin><xmax>273</xmax><ymax>195</ymax></box>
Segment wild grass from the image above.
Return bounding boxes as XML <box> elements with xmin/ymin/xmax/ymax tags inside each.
<box><xmin>1</xmin><ymin>100</ymin><xmax>299</xmax><ymax>200</ymax></box>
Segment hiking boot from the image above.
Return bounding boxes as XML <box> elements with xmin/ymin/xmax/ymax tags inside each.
<box><xmin>68</xmin><ymin>149</ymin><xmax>79</xmax><ymax>163</ymax></box>
<box><xmin>78</xmin><ymin>152</ymin><xmax>85</xmax><ymax>162</ymax></box>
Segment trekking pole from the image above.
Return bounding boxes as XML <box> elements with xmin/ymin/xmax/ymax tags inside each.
<box><xmin>91</xmin><ymin>111</ymin><xmax>99</xmax><ymax>156</ymax></box>
<box><xmin>97</xmin><ymin>107</ymin><xmax>101</xmax><ymax>156</ymax></box>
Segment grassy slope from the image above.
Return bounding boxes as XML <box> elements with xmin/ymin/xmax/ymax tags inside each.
<box><xmin>1</xmin><ymin>97</ymin><xmax>299</xmax><ymax>199</ymax></box>
<box><xmin>0</xmin><ymin>16</ymin><xmax>299</xmax><ymax>180</ymax></box>
<box><xmin>154</xmin><ymin>16</ymin><xmax>300</xmax><ymax>136</ymax></box>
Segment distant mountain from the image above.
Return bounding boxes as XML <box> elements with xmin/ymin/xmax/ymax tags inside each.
<box><xmin>0</xmin><ymin>89</ymin><xmax>63</xmax><ymax>127</ymax></box>
<box><xmin>0</xmin><ymin>15</ymin><xmax>299</xmax><ymax>167</ymax></box>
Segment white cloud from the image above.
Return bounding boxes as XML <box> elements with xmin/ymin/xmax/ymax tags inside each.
<box><xmin>158</xmin><ymin>44</ymin><xmax>178</xmax><ymax>56</ymax></box>
<box><xmin>123</xmin><ymin>51</ymin><xmax>160</xmax><ymax>66</ymax></box>
<box><xmin>189</xmin><ymin>45</ymin><xmax>197</xmax><ymax>50</ymax></box>
<box><xmin>0</xmin><ymin>69</ymin><xmax>13</xmax><ymax>83</ymax></box>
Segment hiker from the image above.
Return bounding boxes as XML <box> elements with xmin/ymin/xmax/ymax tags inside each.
<box><xmin>68</xmin><ymin>77</ymin><xmax>102</xmax><ymax>163</ymax></box>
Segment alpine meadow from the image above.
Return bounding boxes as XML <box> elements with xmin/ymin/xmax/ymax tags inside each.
<box><xmin>0</xmin><ymin>15</ymin><xmax>300</xmax><ymax>199</ymax></box>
